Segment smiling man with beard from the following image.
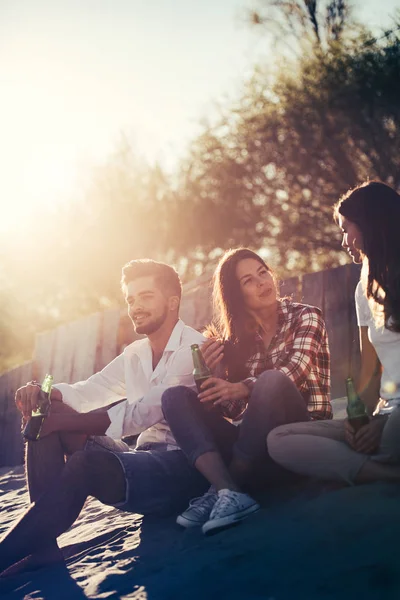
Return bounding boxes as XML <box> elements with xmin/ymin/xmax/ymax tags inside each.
<box><xmin>0</xmin><ymin>259</ymin><xmax>207</xmax><ymax>575</ymax></box>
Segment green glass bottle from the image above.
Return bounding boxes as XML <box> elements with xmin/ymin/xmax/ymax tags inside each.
<box><xmin>23</xmin><ymin>374</ymin><xmax>54</xmax><ymax>441</ymax></box>
<box><xmin>346</xmin><ymin>376</ymin><xmax>369</xmax><ymax>432</ymax></box>
<box><xmin>191</xmin><ymin>344</ymin><xmax>212</xmax><ymax>393</ymax></box>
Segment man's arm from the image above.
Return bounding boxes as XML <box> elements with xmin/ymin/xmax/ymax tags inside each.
<box><xmin>15</xmin><ymin>383</ymin><xmax>63</xmax><ymax>421</ymax></box>
<box><xmin>16</xmin><ymin>354</ymin><xmax>126</xmax><ymax>422</ymax></box>
<box><xmin>53</xmin><ymin>354</ymin><xmax>126</xmax><ymax>413</ymax></box>
<box><xmin>39</xmin><ymin>409</ymin><xmax>111</xmax><ymax>438</ymax></box>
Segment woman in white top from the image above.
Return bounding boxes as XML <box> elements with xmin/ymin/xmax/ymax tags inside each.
<box><xmin>267</xmin><ymin>181</ymin><xmax>400</xmax><ymax>485</ymax></box>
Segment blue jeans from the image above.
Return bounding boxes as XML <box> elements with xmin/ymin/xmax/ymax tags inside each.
<box><xmin>162</xmin><ymin>370</ymin><xmax>311</xmax><ymax>478</ymax></box>
<box><xmin>83</xmin><ymin>437</ymin><xmax>208</xmax><ymax>516</ymax></box>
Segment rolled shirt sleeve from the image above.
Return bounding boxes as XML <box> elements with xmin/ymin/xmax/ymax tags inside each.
<box><xmin>54</xmin><ymin>354</ymin><xmax>127</xmax><ymax>413</ymax></box>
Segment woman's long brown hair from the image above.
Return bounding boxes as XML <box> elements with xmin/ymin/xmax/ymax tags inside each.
<box><xmin>334</xmin><ymin>181</ymin><xmax>400</xmax><ymax>332</ymax></box>
<box><xmin>206</xmin><ymin>248</ymin><xmax>276</xmax><ymax>381</ymax></box>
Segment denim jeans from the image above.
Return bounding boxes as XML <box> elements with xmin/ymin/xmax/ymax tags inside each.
<box><xmin>83</xmin><ymin>437</ymin><xmax>208</xmax><ymax>516</ymax></box>
<box><xmin>161</xmin><ymin>370</ymin><xmax>310</xmax><ymax>476</ymax></box>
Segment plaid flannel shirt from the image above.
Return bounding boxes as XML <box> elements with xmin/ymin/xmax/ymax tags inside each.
<box><xmin>220</xmin><ymin>299</ymin><xmax>332</xmax><ymax>421</ymax></box>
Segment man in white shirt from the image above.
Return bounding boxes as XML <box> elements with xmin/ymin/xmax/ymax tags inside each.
<box><xmin>1</xmin><ymin>259</ymin><xmax>207</xmax><ymax>575</ymax></box>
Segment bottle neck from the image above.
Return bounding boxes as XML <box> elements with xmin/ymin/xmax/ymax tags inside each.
<box><xmin>192</xmin><ymin>349</ymin><xmax>210</xmax><ymax>374</ymax></box>
<box><xmin>41</xmin><ymin>375</ymin><xmax>53</xmax><ymax>395</ymax></box>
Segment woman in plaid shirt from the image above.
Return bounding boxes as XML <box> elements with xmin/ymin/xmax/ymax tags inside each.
<box><xmin>162</xmin><ymin>248</ymin><xmax>331</xmax><ymax>534</ymax></box>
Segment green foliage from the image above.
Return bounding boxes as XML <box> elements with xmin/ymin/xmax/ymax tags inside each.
<box><xmin>1</xmin><ymin>13</ymin><xmax>400</xmax><ymax>372</ymax></box>
<box><xmin>171</xmin><ymin>26</ymin><xmax>400</xmax><ymax>275</ymax></box>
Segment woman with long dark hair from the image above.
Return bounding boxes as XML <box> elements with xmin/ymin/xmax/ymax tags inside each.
<box><xmin>268</xmin><ymin>181</ymin><xmax>400</xmax><ymax>485</ymax></box>
<box><xmin>162</xmin><ymin>248</ymin><xmax>331</xmax><ymax>534</ymax></box>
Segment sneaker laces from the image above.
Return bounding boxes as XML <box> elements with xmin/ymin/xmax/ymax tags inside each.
<box><xmin>186</xmin><ymin>492</ymin><xmax>217</xmax><ymax>517</ymax></box>
<box><xmin>210</xmin><ymin>490</ymin><xmax>242</xmax><ymax>519</ymax></box>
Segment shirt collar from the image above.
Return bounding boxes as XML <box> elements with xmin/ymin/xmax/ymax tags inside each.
<box><xmin>254</xmin><ymin>299</ymin><xmax>290</xmax><ymax>340</ymax></box>
<box><xmin>126</xmin><ymin>319</ymin><xmax>186</xmax><ymax>361</ymax></box>
<box><xmin>164</xmin><ymin>319</ymin><xmax>186</xmax><ymax>352</ymax></box>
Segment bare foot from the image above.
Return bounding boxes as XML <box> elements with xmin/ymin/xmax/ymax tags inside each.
<box><xmin>0</xmin><ymin>544</ymin><xmax>64</xmax><ymax>578</ymax></box>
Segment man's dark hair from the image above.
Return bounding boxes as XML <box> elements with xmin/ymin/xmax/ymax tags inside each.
<box><xmin>121</xmin><ymin>259</ymin><xmax>182</xmax><ymax>302</ymax></box>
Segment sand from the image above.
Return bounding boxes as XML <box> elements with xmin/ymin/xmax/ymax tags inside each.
<box><xmin>0</xmin><ymin>461</ymin><xmax>400</xmax><ymax>600</ymax></box>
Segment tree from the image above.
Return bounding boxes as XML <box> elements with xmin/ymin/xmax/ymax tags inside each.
<box><xmin>170</xmin><ymin>26</ymin><xmax>400</xmax><ymax>276</ymax></box>
<box><xmin>0</xmin><ymin>140</ymin><xmax>176</xmax><ymax>372</ymax></box>
<box><xmin>248</xmin><ymin>0</ymin><xmax>355</xmax><ymax>54</ymax></box>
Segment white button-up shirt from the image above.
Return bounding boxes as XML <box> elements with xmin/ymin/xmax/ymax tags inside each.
<box><xmin>54</xmin><ymin>319</ymin><xmax>205</xmax><ymax>448</ymax></box>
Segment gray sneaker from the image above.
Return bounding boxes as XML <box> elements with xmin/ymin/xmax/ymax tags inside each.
<box><xmin>176</xmin><ymin>491</ymin><xmax>218</xmax><ymax>528</ymax></box>
<box><xmin>202</xmin><ymin>489</ymin><xmax>260</xmax><ymax>535</ymax></box>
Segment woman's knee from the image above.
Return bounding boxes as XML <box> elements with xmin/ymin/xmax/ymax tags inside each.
<box><xmin>254</xmin><ymin>370</ymin><xmax>292</xmax><ymax>394</ymax></box>
<box><xmin>161</xmin><ymin>385</ymin><xmax>196</xmax><ymax>417</ymax></box>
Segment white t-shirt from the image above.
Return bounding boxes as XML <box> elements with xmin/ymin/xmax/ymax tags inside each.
<box><xmin>355</xmin><ymin>281</ymin><xmax>400</xmax><ymax>413</ymax></box>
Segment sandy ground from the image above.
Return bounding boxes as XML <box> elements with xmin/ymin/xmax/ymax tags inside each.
<box><xmin>1</xmin><ymin>460</ymin><xmax>400</xmax><ymax>600</ymax></box>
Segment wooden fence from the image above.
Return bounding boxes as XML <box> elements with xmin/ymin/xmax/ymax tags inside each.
<box><xmin>0</xmin><ymin>262</ymin><xmax>361</xmax><ymax>468</ymax></box>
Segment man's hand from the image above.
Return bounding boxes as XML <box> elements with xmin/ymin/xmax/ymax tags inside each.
<box><xmin>353</xmin><ymin>417</ymin><xmax>387</xmax><ymax>455</ymax></box>
<box><xmin>15</xmin><ymin>382</ymin><xmax>42</xmax><ymax>421</ymax></box>
<box><xmin>198</xmin><ymin>377</ymin><xmax>248</xmax><ymax>406</ymax></box>
<box><xmin>201</xmin><ymin>339</ymin><xmax>224</xmax><ymax>374</ymax></box>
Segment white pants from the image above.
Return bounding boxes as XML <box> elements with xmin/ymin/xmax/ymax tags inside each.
<box><xmin>267</xmin><ymin>409</ymin><xmax>400</xmax><ymax>485</ymax></box>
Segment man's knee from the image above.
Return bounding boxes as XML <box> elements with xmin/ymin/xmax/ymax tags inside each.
<box><xmin>161</xmin><ymin>385</ymin><xmax>193</xmax><ymax>416</ymax></box>
<box><xmin>64</xmin><ymin>450</ymin><xmax>125</xmax><ymax>501</ymax></box>
<box><xmin>65</xmin><ymin>450</ymin><xmax>90</xmax><ymax>473</ymax></box>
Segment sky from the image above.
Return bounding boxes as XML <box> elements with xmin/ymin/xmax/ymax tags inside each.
<box><xmin>1</xmin><ymin>0</ymin><xmax>399</xmax><ymax>232</ymax></box>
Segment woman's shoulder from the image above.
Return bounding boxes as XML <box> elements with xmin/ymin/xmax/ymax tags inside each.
<box><xmin>282</xmin><ymin>299</ymin><xmax>323</xmax><ymax>319</ymax></box>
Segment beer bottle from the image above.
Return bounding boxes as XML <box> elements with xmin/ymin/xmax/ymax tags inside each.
<box><xmin>346</xmin><ymin>376</ymin><xmax>369</xmax><ymax>432</ymax></box>
<box><xmin>23</xmin><ymin>374</ymin><xmax>54</xmax><ymax>441</ymax></box>
<box><xmin>191</xmin><ymin>344</ymin><xmax>211</xmax><ymax>393</ymax></box>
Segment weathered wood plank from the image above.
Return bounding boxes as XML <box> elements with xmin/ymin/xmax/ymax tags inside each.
<box><xmin>192</xmin><ymin>281</ymin><xmax>213</xmax><ymax>332</ymax></box>
<box><xmin>0</xmin><ymin>366</ymin><xmax>25</xmax><ymax>467</ymax></box>
<box><xmin>323</xmin><ymin>266</ymin><xmax>352</xmax><ymax>399</ymax></box>
<box><xmin>95</xmin><ymin>309</ymin><xmax>121</xmax><ymax>372</ymax></box>
<box><xmin>33</xmin><ymin>329</ymin><xmax>57</xmax><ymax>382</ymax></box>
<box><xmin>301</xmin><ymin>270</ymin><xmax>324</xmax><ymax>310</ymax></box>
<box><xmin>0</xmin><ymin>372</ymin><xmax>10</xmax><ymax>467</ymax></box>
<box><xmin>181</xmin><ymin>277</ymin><xmax>213</xmax><ymax>331</ymax></box>
<box><xmin>347</xmin><ymin>263</ymin><xmax>362</xmax><ymax>382</ymax></box>
<box><xmin>179</xmin><ymin>293</ymin><xmax>197</xmax><ymax>329</ymax></box>
<box><xmin>18</xmin><ymin>361</ymin><xmax>33</xmax><ymax>388</ymax></box>
<box><xmin>51</xmin><ymin>321</ymin><xmax>80</xmax><ymax>383</ymax></box>
<box><xmin>71</xmin><ymin>313</ymin><xmax>101</xmax><ymax>382</ymax></box>
<box><xmin>7</xmin><ymin>366</ymin><xmax>25</xmax><ymax>467</ymax></box>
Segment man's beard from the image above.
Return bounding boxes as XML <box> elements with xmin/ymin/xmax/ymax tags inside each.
<box><xmin>133</xmin><ymin>306</ymin><xmax>169</xmax><ymax>335</ymax></box>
